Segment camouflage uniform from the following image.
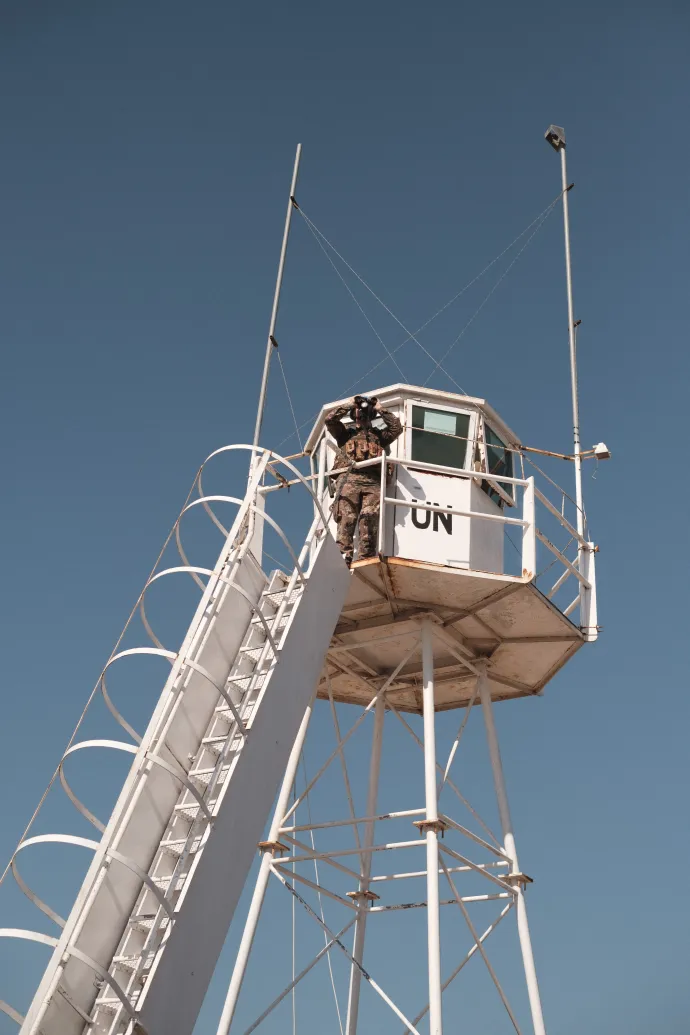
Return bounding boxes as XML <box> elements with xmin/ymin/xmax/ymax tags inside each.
<box><xmin>325</xmin><ymin>403</ymin><xmax>403</xmax><ymax>563</ymax></box>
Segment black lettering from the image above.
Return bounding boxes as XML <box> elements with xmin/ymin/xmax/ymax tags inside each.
<box><xmin>411</xmin><ymin>499</ymin><xmax>431</xmax><ymax>530</ymax></box>
<box><xmin>433</xmin><ymin>504</ymin><xmax>453</xmax><ymax>536</ymax></box>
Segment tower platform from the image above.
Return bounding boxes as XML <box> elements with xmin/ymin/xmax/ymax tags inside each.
<box><xmin>320</xmin><ymin>556</ymin><xmax>583</xmax><ymax>712</ymax></box>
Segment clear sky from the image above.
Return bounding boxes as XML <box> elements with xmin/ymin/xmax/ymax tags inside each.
<box><xmin>0</xmin><ymin>1</ymin><xmax>688</xmax><ymax>1033</ymax></box>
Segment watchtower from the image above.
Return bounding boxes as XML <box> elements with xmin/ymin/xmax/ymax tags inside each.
<box><xmin>0</xmin><ymin>133</ymin><xmax>604</xmax><ymax>1035</ymax></box>
<box><xmin>211</xmin><ymin>384</ymin><xmax>598</xmax><ymax>1035</ymax></box>
<box><xmin>313</xmin><ymin>381</ymin><xmax>594</xmax><ymax>689</ymax></box>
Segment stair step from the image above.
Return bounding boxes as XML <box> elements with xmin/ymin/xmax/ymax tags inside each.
<box><xmin>190</xmin><ymin>765</ymin><xmax>230</xmax><ymax>788</ymax></box>
<box><xmin>201</xmin><ymin>734</ymin><xmax>244</xmax><ymax>757</ymax></box>
<box><xmin>173</xmin><ymin>802</ymin><xmax>205</xmax><ymax>822</ymax></box>
<box><xmin>215</xmin><ymin>703</ymin><xmax>257</xmax><ymax>725</ymax></box>
<box><xmin>261</xmin><ymin>586</ymin><xmax>295</xmax><ymax>604</ymax></box>
<box><xmin>250</xmin><ymin>608</ymin><xmax>293</xmax><ymax>629</ymax></box>
<box><xmin>226</xmin><ymin>671</ymin><xmax>267</xmax><ymax>693</ymax></box>
<box><xmin>154</xmin><ymin>873</ymin><xmax>187</xmax><ymax>893</ymax></box>
<box><xmin>95</xmin><ymin>989</ymin><xmax>140</xmax><ymax>1013</ymax></box>
<box><xmin>130</xmin><ymin>913</ymin><xmax>171</xmax><ymax>933</ymax></box>
<box><xmin>214</xmin><ymin>701</ymin><xmax>247</xmax><ymax>720</ymax></box>
<box><xmin>238</xmin><ymin>645</ymin><xmax>270</xmax><ymax>663</ymax></box>
<box><xmin>161</xmin><ymin>835</ymin><xmax>203</xmax><ymax>857</ymax></box>
<box><xmin>113</xmin><ymin>950</ymin><xmax>156</xmax><ymax>974</ymax></box>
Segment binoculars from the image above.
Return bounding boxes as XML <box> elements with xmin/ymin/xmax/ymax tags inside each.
<box><xmin>352</xmin><ymin>395</ymin><xmax>378</xmax><ymax>413</ymax></box>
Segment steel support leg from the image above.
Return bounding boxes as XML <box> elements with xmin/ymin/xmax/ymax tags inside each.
<box><xmin>422</xmin><ymin>622</ymin><xmax>443</xmax><ymax>1035</ymax></box>
<box><xmin>215</xmin><ymin>691</ymin><xmax>317</xmax><ymax>1035</ymax></box>
<box><xmin>478</xmin><ymin>665</ymin><xmax>547</xmax><ymax>1035</ymax></box>
<box><xmin>345</xmin><ymin>694</ymin><xmax>386</xmax><ymax>1035</ymax></box>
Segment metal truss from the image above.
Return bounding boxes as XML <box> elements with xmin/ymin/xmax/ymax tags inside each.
<box><xmin>215</xmin><ymin>620</ymin><xmax>547</xmax><ymax>1035</ymax></box>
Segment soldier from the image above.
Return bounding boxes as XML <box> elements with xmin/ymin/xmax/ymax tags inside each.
<box><xmin>326</xmin><ymin>395</ymin><xmax>403</xmax><ymax>566</ymax></box>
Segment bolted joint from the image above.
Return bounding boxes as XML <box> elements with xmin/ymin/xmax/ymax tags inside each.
<box><xmin>413</xmin><ymin>818</ymin><xmax>449</xmax><ymax>837</ymax></box>
<box><xmin>346</xmin><ymin>889</ymin><xmax>380</xmax><ymax>903</ymax></box>
<box><xmin>503</xmin><ymin>871</ymin><xmax>534</xmax><ymax>889</ymax></box>
<box><xmin>257</xmin><ymin>839</ymin><xmax>289</xmax><ymax>856</ymax></box>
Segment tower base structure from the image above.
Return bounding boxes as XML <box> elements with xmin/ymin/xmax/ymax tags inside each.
<box><xmin>216</xmin><ymin>615</ymin><xmax>548</xmax><ymax>1035</ymax></box>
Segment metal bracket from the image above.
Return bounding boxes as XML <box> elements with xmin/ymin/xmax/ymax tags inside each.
<box><xmin>258</xmin><ymin>840</ymin><xmax>289</xmax><ymax>856</ymax></box>
<box><xmin>413</xmin><ymin>818</ymin><xmax>449</xmax><ymax>837</ymax></box>
<box><xmin>502</xmin><ymin>872</ymin><xmax>534</xmax><ymax>888</ymax></box>
<box><xmin>346</xmin><ymin>889</ymin><xmax>380</xmax><ymax>902</ymax></box>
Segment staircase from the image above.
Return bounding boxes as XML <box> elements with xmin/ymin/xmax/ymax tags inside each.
<box><xmin>22</xmin><ymin>484</ymin><xmax>351</xmax><ymax>1035</ymax></box>
<box><xmin>91</xmin><ymin>568</ymin><xmax>296</xmax><ymax>1032</ymax></box>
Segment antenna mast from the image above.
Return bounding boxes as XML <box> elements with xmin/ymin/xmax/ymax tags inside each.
<box><xmin>252</xmin><ymin>143</ymin><xmax>302</xmax><ymax>451</ymax></box>
<box><xmin>545</xmin><ymin>125</ymin><xmax>584</xmax><ymax>539</ymax></box>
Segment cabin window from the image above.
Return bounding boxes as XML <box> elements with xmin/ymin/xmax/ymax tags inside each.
<box><xmin>411</xmin><ymin>406</ymin><xmax>471</xmax><ymax>470</ymax></box>
<box><xmin>481</xmin><ymin>425</ymin><xmax>514</xmax><ymax>505</ymax></box>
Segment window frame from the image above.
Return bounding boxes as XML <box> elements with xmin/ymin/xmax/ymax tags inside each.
<box><xmin>476</xmin><ymin>414</ymin><xmax>516</xmax><ymax>508</ymax></box>
<box><xmin>405</xmin><ymin>399</ymin><xmax>479</xmax><ymax>475</ymax></box>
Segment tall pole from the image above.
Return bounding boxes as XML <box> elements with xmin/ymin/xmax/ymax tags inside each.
<box><xmin>477</xmin><ymin>664</ymin><xmax>547</xmax><ymax>1035</ymax></box>
<box><xmin>421</xmin><ymin>622</ymin><xmax>443</xmax><ymax>1035</ymax></box>
<box><xmin>545</xmin><ymin>125</ymin><xmax>584</xmax><ymax>540</ymax></box>
<box><xmin>252</xmin><ymin>143</ymin><xmax>302</xmax><ymax>453</ymax></box>
<box><xmin>215</xmin><ymin>690</ymin><xmax>316</xmax><ymax>1035</ymax></box>
<box><xmin>345</xmin><ymin>695</ymin><xmax>385</xmax><ymax>1035</ymax></box>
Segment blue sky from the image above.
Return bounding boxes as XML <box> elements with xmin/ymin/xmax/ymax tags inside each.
<box><xmin>0</xmin><ymin>1</ymin><xmax>688</xmax><ymax>1032</ymax></box>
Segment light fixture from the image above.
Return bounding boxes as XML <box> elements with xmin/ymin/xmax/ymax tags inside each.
<box><xmin>592</xmin><ymin>442</ymin><xmax>611</xmax><ymax>460</ymax></box>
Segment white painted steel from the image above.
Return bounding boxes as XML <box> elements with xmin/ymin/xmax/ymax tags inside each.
<box><xmin>135</xmin><ymin>535</ymin><xmax>351</xmax><ymax>1035</ymax></box>
<box><xmin>283</xmin><ymin>809</ymin><xmax>425</xmax><ymax>834</ymax></box>
<box><xmin>3</xmin><ymin>381</ymin><xmax>601</xmax><ymax>1034</ymax></box>
<box><xmin>282</xmin><ymin>645</ymin><xmax>419</xmax><ymax>825</ymax></box>
<box><xmin>215</xmin><ymin>691</ymin><xmax>319</xmax><ymax>1035</ymax></box>
<box><xmin>533</xmin><ymin>485</ymin><xmax>585</xmax><ymax>547</ymax></box>
<box><xmin>7</xmin><ymin>442</ymin><xmax>348</xmax><ymax>1034</ymax></box>
<box><xmin>557</xmin><ymin>142</ymin><xmax>584</xmax><ymax>536</ymax></box>
<box><xmin>535</xmin><ymin>530</ymin><xmax>590</xmax><ymax>587</ymax></box>
<box><xmin>22</xmin><ymin>458</ymin><xmax>271</xmax><ymax>1035</ymax></box>
<box><xmin>579</xmin><ymin>542</ymin><xmax>598</xmax><ymax>641</ymax></box>
<box><xmin>555</xmin><ymin>138</ymin><xmax>588</xmax><ymax>626</ymax></box>
<box><xmin>407</xmin><ymin>902</ymin><xmax>514</xmax><ymax>1030</ymax></box>
<box><xmin>325</xmin><ymin>678</ymin><xmax>364</xmax><ymax>875</ymax></box>
<box><xmin>252</xmin><ymin>144</ymin><xmax>302</xmax><ymax>451</ymax></box>
<box><xmin>271</xmin><ymin>870</ymin><xmax>424</xmax><ymax>1035</ymax></box>
<box><xmin>441</xmin><ymin>861</ymin><xmax>523</xmax><ymax>1034</ymax></box>
<box><xmin>390</xmin><ymin>471</ymin><xmax>507</xmax><ymax>571</ymax></box>
<box><xmin>478</xmin><ymin>665</ymin><xmax>547</xmax><ymax>1035</ymax></box>
<box><xmin>522</xmin><ymin>477</ymin><xmax>536</xmax><ymax>578</ymax></box>
<box><xmin>311</xmin><ymin>436</ymin><xmax>328</xmax><ymax>563</ymax></box>
<box><xmin>278</xmin><ymin>840</ymin><xmax>426</xmax><ymax>865</ymax></box>
<box><xmin>345</xmin><ymin>695</ymin><xmax>385</xmax><ymax>1035</ymax></box>
<box><xmin>350</xmin><ymin>452</ymin><xmax>527</xmax><ymax>485</ymax></box>
<box><xmin>369</xmin><ymin>861</ymin><xmax>508</xmax><ymax>883</ymax></box>
<box><xmin>241</xmin><ymin>916</ymin><xmax>359</xmax><ymax>1035</ymax></box>
<box><xmin>318</xmin><ymin>388</ymin><xmax>594</xmax><ymax>628</ymax></box>
<box><xmin>385</xmin><ymin>495</ymin><xmax>528</xmax><ymax>526</ymax></box>
<box><xmin>422</xmin><ymin>623</ymin><xmax>443</xmax><ymax>1035</ymax></box>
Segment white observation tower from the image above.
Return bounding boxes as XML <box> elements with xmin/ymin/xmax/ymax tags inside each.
<box><xmin>0</xmin><ymin>129</ymin><xmax>605</xmax><ymax>1035</ymax></box>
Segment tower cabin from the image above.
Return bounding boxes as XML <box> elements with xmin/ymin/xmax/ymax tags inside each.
<box><xmin>305</xmin><ymin>384</ymin><xmax>596</xmax><ymax>713</ymax></box>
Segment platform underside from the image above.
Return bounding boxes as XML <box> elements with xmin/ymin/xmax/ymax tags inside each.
<box><xmin>318</xmin><ymin>556</ymin><xmax>583</xmax><ymax>712</ymax></box>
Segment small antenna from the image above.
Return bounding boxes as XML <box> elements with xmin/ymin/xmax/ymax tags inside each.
<box><xmin>252</xmin><ymin>144</ymin><xmax>303</xmax><ymax>457</ymax></box>
<box><xmin>545</xmin><ymin>125</ymin><xmax>585</xmax><ymax>541</ymax></box>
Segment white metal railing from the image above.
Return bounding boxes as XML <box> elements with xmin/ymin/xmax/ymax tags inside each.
<box><xmin>0</xmin><ymin>445</ymin><xmax>337</xmax><ymax>1033</ymax></box>
<box><xmin>317</xmin><ymin>451</ymin><xmax>596</xmax><ymax>637</ymax></box>
<box><xmin>257</xmin><ymin>447</ymin><xmax>595</xmax><ymax>633</ymax></box>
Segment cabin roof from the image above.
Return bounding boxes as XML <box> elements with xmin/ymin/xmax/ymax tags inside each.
<box><xmin>303</xmin><ymin>383</ymin><xmax>520</xmax><ymax>455</ymax></box>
